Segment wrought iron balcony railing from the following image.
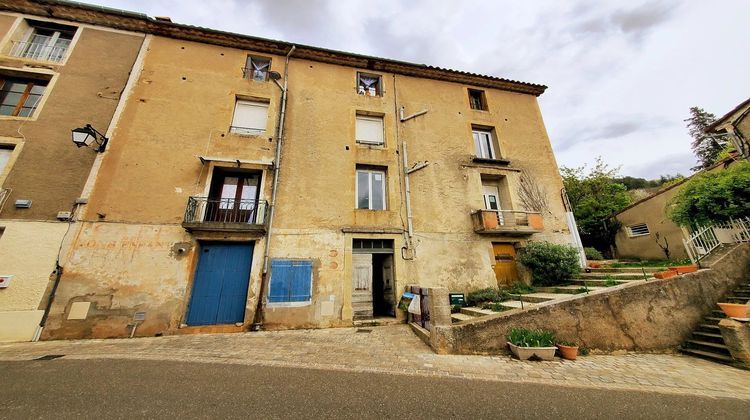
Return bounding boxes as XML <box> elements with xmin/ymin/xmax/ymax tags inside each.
<box><xmin>10</xmin><ymin>37</ymin><xmax>71</xmax><ymax>62</ymax></box>
<box><xmin>183</xmin><ymin>197</ymin><xmax>268</xmax><ymax>233</ymax></box>
<box><xmin>471</xmin><ymin>209</ymin><xmax>544</xmax><ymax>236</ymax></box>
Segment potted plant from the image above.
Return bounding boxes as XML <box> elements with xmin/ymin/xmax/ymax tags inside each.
<box><xmin>556</xmin><ymin>340</ymin><xmax>579</xmax><ymax>360</ymax></box>
<box><xmin>717</xmin><ymin>302</ymin><xmax>749</xmax><ymax>319</ymax></box>
<box><xmin>507</xmin><ymin>328</ymin><xmax>557</xmax><ymax>361</ymax></box>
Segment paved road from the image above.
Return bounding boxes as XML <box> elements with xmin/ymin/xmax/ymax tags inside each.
<box><xmin>2</xmin><ymin>359</ymin><xmax>748</xmax><ymax>419</ymax></box>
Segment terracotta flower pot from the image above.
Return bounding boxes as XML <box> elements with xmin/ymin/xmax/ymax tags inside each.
<box><xmin>556</xmin><ymin>344</ymin><xmax>578</xmax><ymax>361</ymax></box>
<box><xmin>671</xmin><ymin>265</ymin><xmax>698</xmax><ymax>274</ymax></box>
<box><xmin>507</xmin><ymin>342</ymin><xmax>557</xmax><ymax>361</ymax></box>
<box><xmin>588</xmin><ymin>262</ymin><xmax>601</xmax><ymax>269</ymax></box>
<box><xmin>718</xmin><ymin>303</ymin><xmax>749</xmax><ymax>318</ymax></box>
<box><xmin>654</xmin><ymin>270</ymin><xmax>677</xmax><ymax>279</ymax></box>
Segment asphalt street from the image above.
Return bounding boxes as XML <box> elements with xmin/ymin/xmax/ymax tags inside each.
<box><xmin>2</xmin><ymin>359</ymin><xmax>748</xmax><ymax>419</ymax></box>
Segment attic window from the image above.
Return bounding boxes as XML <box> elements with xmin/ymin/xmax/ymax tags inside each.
<box><xmin>627</xmin><ymin>223</ymin><xmax>650</xmax><ymax>237</ymax></box>
<box><xmin>357</xmin><ymin>72</ymin><xmax>382</xmax><ymax>96</ymax></box>
<box><xmin>245</xmin><ymin>55</ymin><xmax>271</xmax><ymax>81</ymax></box>
<box><xmin>468</xmin><ymin>89</ymin><xmax>487</xmax><ymax>110</ymax></box>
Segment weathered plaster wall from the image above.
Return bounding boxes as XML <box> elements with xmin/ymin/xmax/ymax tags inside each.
<box><xmin>0</xmin><ymin>16</ymin><xmax>144</xmax><ymax>220</ymax></box>
<box><xmin>614</xmin><ymin>186</ymin><xmax>687</xmax><ymax>260</ymax></box>
<box><xmin>433</xmin><ymin>244</ymin><xmax>750</xmax><ymax>354</ymax></box>
<box><xmin>0</xmin><ymin>221</ymin><xmax>67</xmax><ymax>341</ymax></box>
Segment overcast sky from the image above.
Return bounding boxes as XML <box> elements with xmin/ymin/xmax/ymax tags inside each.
<box><xmin>88</xmin><ymin>0</ymin><xmax>749</xmax><ymax>178</ymax></box>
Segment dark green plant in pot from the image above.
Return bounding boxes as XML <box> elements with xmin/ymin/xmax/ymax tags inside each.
<box><xmin>507</xmin><ymin>328</ymin><xmax>555</xmax><ymax>347</ymax></box>
<box><xmin>517</xmin><ymin>241</ymin><xmax>580</xmax><ymax>286</ymax></box>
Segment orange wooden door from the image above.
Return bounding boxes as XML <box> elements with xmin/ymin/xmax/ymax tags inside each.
<box><xmin>493</xmin><ymin>243</ymin><xmax>519</xmax><ymax>286</ymax></box>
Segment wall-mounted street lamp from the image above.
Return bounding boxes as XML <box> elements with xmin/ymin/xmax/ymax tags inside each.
<box><xmin>71</xmin><ymin>124</ymin><xmax>108</xmax><ymax>153</ymax></box>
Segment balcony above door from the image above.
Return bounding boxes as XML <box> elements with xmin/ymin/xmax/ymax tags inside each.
<box><xmin>471</xmin><ymin>209</ymin><xmax>543</xmax><ymax>236</ymax></box>
<box><xmin>182</xmin><ymin>196</ymin><xmax>268</xmax><ymax>235</ymax></box>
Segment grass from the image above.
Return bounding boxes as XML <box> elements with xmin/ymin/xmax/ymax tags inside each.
<box><xmin>603</xmin><ymin>276</ymin><xmax>620</xmax><ymax>287</ymax></box>
<box><xmin>504</xmin><ymin>283</ymin><xmax>535</xmax><ymax>295</ymax></box>
<box><xmin>507</xmin><ymin>328</ymin><xmax>555</xmax><ymax>347</ymax></box>
<box><xmin>571</xmin><ymin>287</ymin><xmax>589</xmax><ymax>294</ymax></box>
<box><xmin>609</xmin><ymin>258</ymin><xmax>691</xmax><ymax>268</ymax></box>
<box><xmin>480</xmin><ymin>302</ymin><xmax>509</xmax><ymax>312</ymax></box>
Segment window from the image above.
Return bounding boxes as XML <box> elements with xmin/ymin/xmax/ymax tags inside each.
<box><xmin>230</xmin><ymin>99</ymin><xmax>269</xmax><ymax>134</ymax></box>
<box><xmin>357</xmin><ymin>72</ymin><xmax>382</xmax><ymax>96</ymax></box>
<box><xmin>472</xmin><ymin>128</ymin><xmax>496</xmax><ymax>159</ymax></box>
<box><xmin>356</xmin><ymin>168</ymin><xmax>386</xmax><ymax>210</ymax></box>
<box><xmin>244</xmin><ymin>55</ymin><xmax>271</xmax><ymax>81</ymax></box>
<box><xmin>627</xmin><ymin>223</ymin><xmax>650</xmax><ymax>237</ymax></box>
<box><xmin>355</xmin><ymin>114</ymin><xmax>384</xmax><ymax>145</ymax></box>
<box><xmin>468</xmin><ymin>89</ymin><xmax>487</xmax><ymax>110</ymax></box>
<box><xmin>0</xmin><ymin>76</ymin><xmax>48</xmax><ymax>118</ymax></box>
<box><xmin>0</xmin><ymin>146</ymin><xmax>14</xmax><ymax>174</ymax></box>
<box><xmin>268</xmin><ymin>259</ymin><xmax>313</xmax><ymax>304</ymax></box>
<box><xmin>11</xmin><ymin>20</ymin><xmax>75</xmax><ymax>62</ymax></box>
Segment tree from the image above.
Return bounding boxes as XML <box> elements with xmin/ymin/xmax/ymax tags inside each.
<box><xmin>668</xmin><ymin>161</ymin><xmax>750</xmax><ymax>226</ymax></box>
<box><xmin>686</xmin><ymin>106</ymin><xmax>721</xmax><ymax>171</ymax></box>
<box><xmin>561</xmin><ymin>157</ymin><xmax>632</xmax><ymax>256</ymax></box>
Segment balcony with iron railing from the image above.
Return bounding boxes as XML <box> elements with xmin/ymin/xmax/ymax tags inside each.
<box><xmin>471</xmin><ymin>209</ymin><xmax>544</xmax><ymax>236</ymax></box>
<box><xmin>182</xmin><ymin>196</ymin><xmax>268</xmax><ymax>234</ymax></box>
<box><xmin>9</xmin><ymin>37</ymin><xmax>71</xmax><ymax>63</ymax></box>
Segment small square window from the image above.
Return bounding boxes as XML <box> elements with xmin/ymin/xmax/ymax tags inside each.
<box><xmin>355</xmin><ymin>114</ymin><xmax>384</xmax><ymax>145</ymax></box>
<box><xmin>10</xmin><ymin>20</ymin><xmax>76</xmax><ymax>63</ymax></box>
<box><xmin>0</xmin><ymin>145</ymin><xmax>15</xmax><ymax>174</ymax></box>
<box><xmin>0</xmin><ymin>76</ymin><xmax>49</xmax><ymax>118</ymax></box>
<box><xmin>356</xmin><ymin>168</ymin><xmax>386</xmax><ymax>210</ymax></box>
<box><xmin>468</xmin><ymin>89</ymin><xmax>487</xmax><ymax>110</ymax></box>
<box><xmin>231</xmin><ymin>99</ymin><xmax>269</xmax><ymax>134</ymax></box>
<box><xmin>357</xmin><ymin>72</ymin><xmax>382</xmax><ymax>96</ymax></box>
<box><xmin>245</xmin><ymin>55</ymin><xmax>271</xmax><ymax>81</ymax></box>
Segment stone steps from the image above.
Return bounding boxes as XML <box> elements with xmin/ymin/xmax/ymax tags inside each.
<box><xmin>450</xmin><ymin>312</ymin><xmax>474</xmax><ymax>323</ymax></box>
<box><xmin>497</xmin><ymin>300</ymin><xmax>535</xmax><ymax>310</ymax></box>
<box><xmin>520</xmin><ymin>292</ymin><xmax>574</xmax><ymax>303</ymax></box>
<box><xmin>460</xmin><ymin>307</ymin><xmax>496</xmax><ymax>317</ymax></box>
<box><xmin>679</xmin><ymin>348</ymin><xmax>735</xmax><ymax>364</ymax></box>
<box><xmin>568</xmin><ymin>279</ymin><xmax>640</xmax><ymax>287</ymax></box>
<box><xmin>691</xmin><ymin>331</ymin><xmax>725</xmax><ymax>344</ymax></box>
<box><xmin>575</xmin><ymin>272</ymin><xmax>652</xmax><ymax>280</ymax></box>
<box><xmin>587</xmin><ymin>267</ymin><xmax>662</xmax><ymax>273</ymax></box>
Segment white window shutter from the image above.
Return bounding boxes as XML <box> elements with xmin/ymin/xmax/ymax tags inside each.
<box><xmin>356</xmin><ymin>116</ymin><xmax>384</xmax><ymax>144</ymax></box>
<box><xmin>232</xmin><ymin>100</ymin><xmax>268</xmax><ymax>133</ymax></box>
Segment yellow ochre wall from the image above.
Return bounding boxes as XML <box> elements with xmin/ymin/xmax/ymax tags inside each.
<box><xmin>42</xmin><ymin>33</ymin><xmax>571</xmax><ymax>338</ymax></box>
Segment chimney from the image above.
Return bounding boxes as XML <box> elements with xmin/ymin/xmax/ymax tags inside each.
<box><xmin>154</xmin><ymin>16</ymin><xmax>172</xmax><ymax>22</ymax></box>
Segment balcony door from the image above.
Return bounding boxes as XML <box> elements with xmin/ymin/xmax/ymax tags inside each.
<box><xmin>482</xmin><ymin>183</ymin><xmax>504</xmax><ymax>225</ymax></box>
<box><xmin>208</xmin><ymin>171</ymin><xmax>260</xmax><ymax>223</ymax></box>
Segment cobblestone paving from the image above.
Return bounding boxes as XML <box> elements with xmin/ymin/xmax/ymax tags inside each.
<box><xmin>1</xmin><ymin>325</ymin><xmax>749</xmax><ymax>400</ymax></box>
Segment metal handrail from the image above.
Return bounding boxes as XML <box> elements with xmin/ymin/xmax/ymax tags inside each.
<box><xmin>184</xmin><ymin>197</ymin><xmax>268</xmax><ymax>225</ymax></box>
<box><xmin>10</xmin><ymin>38</ymin><xmax>70</xmax><ymax>62</ymax></box>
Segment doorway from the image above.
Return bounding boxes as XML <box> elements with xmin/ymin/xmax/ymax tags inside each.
<box><xmin>207</xmin><ymin>169</ymin><xmax>261</xmax><ymax>223</ymax></box>
<box><xmin>352</xmin><ymin>239</ymin><xmax>395</xmax><ymax>320</ymax></box>
<box><xmin>492</xmin><ymin>243</ymin><xmax>520</xmax><ymax>286</ymax></box>
<box><xmin>186</xmin><ymin>242</ymin><xmax>254</xmax><ymax>326</ymax></box>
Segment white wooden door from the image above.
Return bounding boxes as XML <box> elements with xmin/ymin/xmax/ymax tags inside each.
<box><xmin>482</xmin><ymin>184</ymin><xmax>503</xmax><ymax>225</ymax></box>
<box><xmin>352</xmin><ymin>254</ymin><xmax>373</xmax><ymax>319</ymax></box>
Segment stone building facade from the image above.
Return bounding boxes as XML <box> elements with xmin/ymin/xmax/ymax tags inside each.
<box><xmin>0</xmin><ymin>1</ymin><xmax>575</xmax><ymax>340</ymax></box>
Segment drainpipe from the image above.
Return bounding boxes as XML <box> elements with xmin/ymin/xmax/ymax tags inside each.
<box><xmin>253</xmin><ymin>45</ymin><xmax>295</xmax><ymax>330</ymax></box>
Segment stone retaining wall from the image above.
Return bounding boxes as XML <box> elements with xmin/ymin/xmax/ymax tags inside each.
<box><xmin>432</xmin><ymin>244</ymin><xmax>750</xmax><ymax>355</ymax></box>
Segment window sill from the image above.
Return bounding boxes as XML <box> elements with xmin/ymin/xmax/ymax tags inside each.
<box><xmin>0</xmin><ymin>54</ymin><xmax>67</xmax><ymax>66</ymax></box>
<box><xmin>267</xmin><ymin>301</ymin><xmax>312</xmax><ymax>308</ymax></box>
<box><xmin>356</xmin><ymin>141</ymin><xmax>385</xmax><ymax>148</ymax></box>
<box><xmin>229</xmin><ymin>128</ymin><xmax>266</xmax><ymax>138</ymax></box>
<box><xmin>470</xmin><ymin>108</ymin><xmax>489</xmax><ymax>112</ymax></box>
<box><xmin>472</xmin><ymin>156</ymin><xmax>511</xmax><ymax>166</ymax></box>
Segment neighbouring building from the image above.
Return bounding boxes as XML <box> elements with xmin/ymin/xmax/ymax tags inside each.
<box><xmin>613</xmin><ymin>156</ymin><xmax>740</xmax><ymax>261</ymax></box>
<box><xmin>0</xmin><ymin>1</ymin><xmax>576</xmax><ymax>340</ymax></box>
<box><xmin>705</xmin><ymin>97</ymin><xmax>750</xmax><ymax>161</ymax></box>
<box><xmin>0</xmin><ymin>1</ymin><xmax>144</xmax><ymax>342</ymax></box>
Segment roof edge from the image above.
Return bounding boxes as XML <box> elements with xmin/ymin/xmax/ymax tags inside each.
<box><xmin>705</xmin><ymin>97</ymin><xmax>750</xmax><ymax>132</ymax></box>
<box><xmin>4</xmin><ymin>0</ymin><xmax>548</xmax><ymax>96</ymax></box>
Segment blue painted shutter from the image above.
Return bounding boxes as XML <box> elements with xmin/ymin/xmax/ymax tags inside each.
<box><xmin>269</xmin><ymin>259</ymin><xmax>312</xmax><ymax>303</ymax></box>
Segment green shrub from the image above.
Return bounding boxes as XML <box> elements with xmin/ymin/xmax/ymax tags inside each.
<box><xmin>668</xmin><ymin>161</ymin><xmax>750</xmax><ymax>226</ymax></box>
<box><xmin>517</xmin><ymin>241</ymin><xmax>581</xmax><ymax>286</ymax></box>
<box><xmin>450</xmin><ymin>304</ymin><xmax>462</xmax><ymax>314</ymax></box>
<box><xmin>584</xmin><ymin>247</ymin><xmax>603</xmax><ymax>260</ymax></box>
<box><xmin>466</xmin><ymin>288</ymin><xmax>508</xmax><ymax>306</ymax></box>
<box><xmin>507</xmin><ymin>328</ymin><xmax>555</xmax><ymax>347</ymax></box>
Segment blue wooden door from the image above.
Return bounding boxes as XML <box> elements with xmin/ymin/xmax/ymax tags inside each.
<box><xmin>186</xmin><ymin>242</ymin><xmax>254</xmax><ymax>326</ymax></box>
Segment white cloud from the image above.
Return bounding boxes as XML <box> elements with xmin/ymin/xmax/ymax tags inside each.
<box><xmin>87</xmin><ymin>0</ymin><xmax>750</xmax><ymax>178</ymax></box>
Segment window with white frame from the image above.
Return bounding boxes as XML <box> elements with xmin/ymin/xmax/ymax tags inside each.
<box><xmin>356</xmin><ymin>168</ymin><xmax>386</xmax><ymax>210</ymax></box>
<box><xmin>355</xmin><ymin>114</ymin><xmax>384</xmax><ymax>145</ymax></box>
<box><xmin>357</xmin><ymin>72</ymin><xmax>382</xmax><ymax>96</ymax></box>
<box><xmin>268</xmin><ymin>259</ymin><xmax>313</xmax><ymax>304</ymax></box>
<box><xmin>0</xmin><ymin>146</ymin><xmax>14</xmax><ymax>174</ymax></box>
<box><xmin>627</xmin><ymin>223</ymin><xmax>650</xmax><ymax>237</ymax></box>
<box><xmin>245</xmin><ymin>55</ymin><xmax>271</xmax><ymax>81</ymax></box>
<box><xmin>230</xmin><ymin>99</ymin><xmax>269</xmax><ymax>134</ymax></box>
<box><xmin>10</xmin><ymin>20</ymin><xmax>75</xmax><ymax>63</ymax></box>
<box><xmin>472</xmin><ymin>128</ymin><xmax>496</xmax><ymax>159</ymax></box>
